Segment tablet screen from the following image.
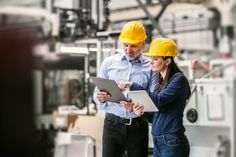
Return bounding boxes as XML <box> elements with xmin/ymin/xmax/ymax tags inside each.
<box><xmin>91</xmin><ymin>76</ymin><xmax>127</xmax><ymax>103</ymax></box>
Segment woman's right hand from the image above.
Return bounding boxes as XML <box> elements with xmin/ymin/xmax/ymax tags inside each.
<box><xmin>120</xmin><ymin>101</ymin><xmax>134</xmax><ymax>112</ymax></box>
<box><xmin>133</xmin><ymin>103</ymin><xmax>144</xmax><ymax>116</ymax></box>
<box><xmin>118</xmin><ymin>81</ymin><xmax>132</xmax><ymax>91</ymax></box>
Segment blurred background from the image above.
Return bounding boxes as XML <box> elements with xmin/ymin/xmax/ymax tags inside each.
<box><xmin>0</xmin><ymin>0</ymin><xmax>236</xmax><ymax>157</ymax></box>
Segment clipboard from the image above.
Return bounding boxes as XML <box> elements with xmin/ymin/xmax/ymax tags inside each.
<box><xmin>90</xmin><ymin>76</ymin><xmax>127</xmax><ymax>103</ymax></box>
<box><xmin>128</xmin><ymin>90</ymin><xmax>158</xmax><ymax>112</ymax></box>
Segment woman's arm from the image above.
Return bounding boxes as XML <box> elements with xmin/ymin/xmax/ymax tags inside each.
<box><xmin>149</xmin><ymin>73</ymin><xmax>189</xmax><ymax>110</ymax></box>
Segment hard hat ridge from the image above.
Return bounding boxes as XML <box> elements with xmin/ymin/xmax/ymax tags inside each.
<box><xmin>119</xmin><ymin>21</ymin><xmax>147</xmax><ymax>44</ymax></box>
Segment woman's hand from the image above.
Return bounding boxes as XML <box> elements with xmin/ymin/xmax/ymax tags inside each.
<box><xmin>120</xmin><ymin>101</ymin><xmax>134</xmax><ymax>112</ymax></box>
<box><xmin>96</xmin><ymin>91</ymin><xmax>111</xmax><ymax>103</ymax></box>
<box><xmin>118</xmin><ymin>81</ymin><xmax>132</xmax><ymax>91</ymax></box>
<box><xmin>133</xmin><ymin>103</ymin><xmax>144</xmax><ymax>116</ymax></box>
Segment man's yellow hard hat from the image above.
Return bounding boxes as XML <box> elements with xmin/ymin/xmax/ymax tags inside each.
<box><xmin>119</xmin><ymin>21</ymin><xmax>147</xmax><ymax>44</ymax></box>
<box><xmin>144</xmin><ymin>38</ymin><xmax>178</xmax><ymax>57</ymax></box>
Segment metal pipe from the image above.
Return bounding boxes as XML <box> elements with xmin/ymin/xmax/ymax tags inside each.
<box><xmin>96</xmin><ymin>0</ymin><xmax>100</xmax><ymax>30</ymax></box>
<box><xmin>84</xmin><ymin>47</ymin><xmax>90</xmax><ymax>115</ymax></box>
<box><xmin>136</xmin><ymin>0</ymin><xmax>167</xmax><ymax>37</ymax></box>
<box><xmin>155</xmin><ymin>0</ymin><xmax>173</xmax><ymax>22</ymax></box>
<box><xmin>201</xmin><ymin>62</ymin><xmax>233</xmax><ymax>79</ymax></box>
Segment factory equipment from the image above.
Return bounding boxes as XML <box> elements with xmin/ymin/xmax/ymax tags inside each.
<box><xmin>0</xmin><ymin>0</ymin><xmax>111</xmax><ymax>44</ymax></box>
<box><xmin>173</xmin><ymin>8</ymin><xmax>220</xmax><ymax>32</ymax></box>
<box><xmin>53</xmin><ymin>0</ymin><xmax>111</xmax><ymax>42</ymax></box>
<box><xmin>181</xmin><ymin>58</ymin><xmax>236</xmax><ymax>157</ymax></box>
<box><xmin>209</xmin><ymin>59</ymin><xmax>235</xmax><ymax>78</ymax></box>
<box><xmin>0</xmin><ymin>0</ymin><xmax>112</xmax><ymax>129</ymax></box>
<box><xmin>54</xmin><ymin>0</ymin><xmax>95</xmax><ymax>42</ymax></box>
<box><xmin>34</xmin><ymin>30</ymin><xmax>121</xmax><ymax>130</ymax></box>
<box><xmin>184</xmin><ymin>77</ymin><xmax>236</xmax><ymax>157</ymax></box>
<box><xmin>218</xmin><ymin>26</ymin><xmax>235</xmax><ymax>58</ymax></box>
<box><xmin>41</xmin><ymin>59</ymin><xmax>86</xmax><ymax>112</ymax></box>
<box><xmin>177</xmin><ymin>60</ymin><xmax>210</xmax><ymax>80</ymax></box>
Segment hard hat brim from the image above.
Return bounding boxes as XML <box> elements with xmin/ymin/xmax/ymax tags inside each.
<box><xmin>143</xmin><ymin>52</ymin><xmax>158</xmax><ymax>56</ymax></box>
<box><xmin>143</xmin><ymin>52</ymin><xmax>178</xmax><ymax>57</ymax></box>
<box><xmin>119</xmin><ymin>37</ymin><xmax>146</xmax><ymax>44</ymax></box>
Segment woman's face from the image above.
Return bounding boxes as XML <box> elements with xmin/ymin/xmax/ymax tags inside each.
<box><xmin>150</xmin><ymin>56</ymin><xmax>169</xmax><ymax>73</ymax></box>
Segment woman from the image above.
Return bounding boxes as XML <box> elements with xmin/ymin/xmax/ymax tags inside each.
<box><xmin>120</xmin><ymin>38</ymin><xmax>191</xmax><ymax>157</ymax></box>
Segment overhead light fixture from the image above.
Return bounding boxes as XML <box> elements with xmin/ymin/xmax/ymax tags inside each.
<box><xmin>58</xmin><ymin>46</ymin><xmax>89</xmax><ymax>56</ymax></box>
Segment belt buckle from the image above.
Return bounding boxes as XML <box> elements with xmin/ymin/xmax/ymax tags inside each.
<box><xmin>124</xmin><ymin>118</ymin><xmax>132</xmax><ymax>125</ymax></box>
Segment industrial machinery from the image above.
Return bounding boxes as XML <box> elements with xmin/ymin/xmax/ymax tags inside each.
<box><xmin>53</xmin><ymin>0</ymin><xmax>110</xmax><ymax>42</ymax></box>
<box><xmin>180</xmin><ymin>59</ymin><xmax>236</xmax><ymax>157</ymax></box>
<box><xmin>1</xmin><ymin>0</ymin><xmax>236</xmax><ymax>157</ymax></box>
<box><xmin>0</xmin><ymin>0</ymin><xmax>113</xmax><ymax>129</ymax></box>
<box><xmin>185</xmin><ymin>77</ymin><xmax>235</xmax><ymax>157</ymax></box>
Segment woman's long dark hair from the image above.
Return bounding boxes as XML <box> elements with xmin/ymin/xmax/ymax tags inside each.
<box><xmin>157</xmin><ymin>57</ymin><xmax>191</xmax><ymax>99</ymax></box>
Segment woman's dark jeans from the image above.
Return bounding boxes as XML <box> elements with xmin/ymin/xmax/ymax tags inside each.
<box><xmin>153</xmin><ymin>134</ymin><xmax>190</xmax><ymax>157</ymax></box>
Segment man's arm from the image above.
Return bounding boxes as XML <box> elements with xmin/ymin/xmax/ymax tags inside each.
<box><xmin>92</xmin><ymin>58</ymin><xmax>109</xmax><ymax>105</ymax></box>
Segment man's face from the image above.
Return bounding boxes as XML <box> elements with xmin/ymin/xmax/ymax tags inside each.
<box><xmin>123</xmin><ymin>41</ymin><xmax>145</xmax><ymax>61</ymax></box>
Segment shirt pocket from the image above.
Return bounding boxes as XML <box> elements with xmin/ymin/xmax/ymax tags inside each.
<box><xmin>108</xmin><ymin>68</ymin><xmax>129</xmax><ymax>82</ymax></box>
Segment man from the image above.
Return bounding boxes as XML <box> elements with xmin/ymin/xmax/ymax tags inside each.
<box><xmin>93</xmin><ymin>21</ymin><xmax>158</xmax><ymax>157</ymax></box>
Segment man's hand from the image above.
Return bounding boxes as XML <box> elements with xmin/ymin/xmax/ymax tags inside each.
<box><xmin>96</xmin><ymin>91</ymin><xmax>111</xmax><ymax>103</ymax></box>
<box><xmin>120</xmin><ymin>100</ymin><xmax>134</xmax><ymax>112</ymax></box>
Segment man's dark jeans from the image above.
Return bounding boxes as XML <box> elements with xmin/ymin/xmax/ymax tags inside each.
<box><xmin>102</xmin><ymin>114</ymin><xmax>149</xmax><ymax>157</ymax></box>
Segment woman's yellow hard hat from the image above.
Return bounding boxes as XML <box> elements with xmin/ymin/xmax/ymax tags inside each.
<box><xmin>144</xmin><ymin>38</ymin><xmax>178</xmax><ymax>57</ymax></box>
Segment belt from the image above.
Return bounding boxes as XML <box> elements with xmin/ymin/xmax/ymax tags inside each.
<box><xmin>105</xmin><ymin>113</ymin><xmax>143</xmax><ymax>126</ymax></box>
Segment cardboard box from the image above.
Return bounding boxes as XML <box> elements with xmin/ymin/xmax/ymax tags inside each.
<box><xmin>69</xmin><ymin>115</ymin><xmax>104</xmax><ymax>157</ymax></box>
<box><xmin>52</xmin><ymin>111</ymin><xmax>79</xmax><ymax>129</ymax></box>
<box><xmin>54</xmin><ymin>132</ymin><xmax>96</xmax><ymax>157</ymax></box>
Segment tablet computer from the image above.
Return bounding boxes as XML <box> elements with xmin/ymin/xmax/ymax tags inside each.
<box><xmin>128</xmin><ymin>90</ymin><xmax>158</xmax><ymax>112</ymax></box>
<box><xmin>90</xmin><ymin>76</ymin><xmax>127</xmax><ymax>103</ymax></box>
